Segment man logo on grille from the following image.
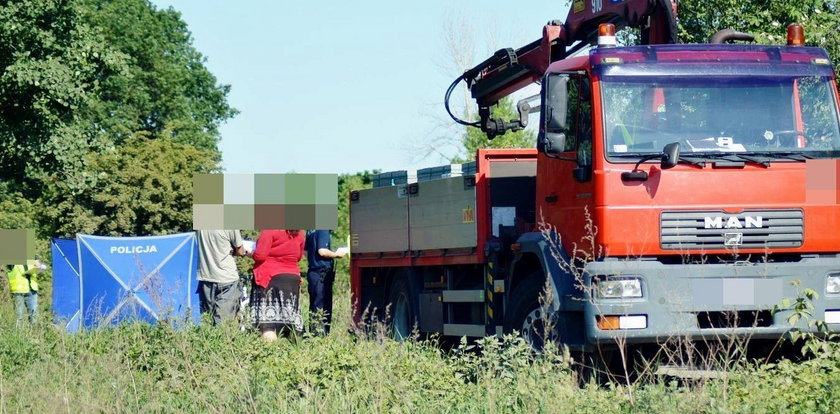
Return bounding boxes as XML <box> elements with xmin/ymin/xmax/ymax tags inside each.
<box><xmin>704</xmin><ymin>216</ymin><xmax>763</xmax><ymax>229</ymax></box>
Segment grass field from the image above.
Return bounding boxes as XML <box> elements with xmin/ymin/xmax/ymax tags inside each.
<box><xmin>2</xmin><ymin>270</ymin><xmax>840</xmax><ymax>413</ymax></box>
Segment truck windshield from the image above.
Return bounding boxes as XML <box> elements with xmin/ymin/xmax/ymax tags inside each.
<box><xmin>601</xmin><ymin>75</ymin><xmax>840</xmax><ymax>160</ymax></box>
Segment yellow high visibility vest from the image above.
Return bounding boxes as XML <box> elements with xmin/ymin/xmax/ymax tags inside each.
<box><xmin>7</xmin><ymin>265</ymin><xmax>38</xmax><ymax>294</ymax></box>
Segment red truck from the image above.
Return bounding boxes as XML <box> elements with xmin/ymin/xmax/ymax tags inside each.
<box><xmin>349</xmin><ymin>0</ymin><xmax>840</xmax><ymax>357</ymax></box>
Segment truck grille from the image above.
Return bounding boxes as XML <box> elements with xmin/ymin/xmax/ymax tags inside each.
<box><xmin>660</xmin><ymin>210</ymin><xmax>803</xmax><ymax>250</ymax></box>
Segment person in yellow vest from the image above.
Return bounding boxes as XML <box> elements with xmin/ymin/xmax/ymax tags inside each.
<box><xmin>6</xmin><ymin>259</ymin><xmax>45</xmax><ymax>324</ymax></box>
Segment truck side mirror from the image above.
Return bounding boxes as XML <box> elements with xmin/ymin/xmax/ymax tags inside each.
<box><xmin>543</xmin><ymin>74</ymin><xmax>568</xmax><ymax>133</ymax></box>
<box><xmin>543</xmin><ymin>132</ymin><xmax>567</xmax><ymax>155</ymax></box>
<box><xmin>540</xmin><ymin>74</ymin><xmax>572</xmax><ymax>155</ymax></box>
<box><xmin>661</xmin><ymin>142</ymin><xmax>680</xmax><ymax>169</ymax></box>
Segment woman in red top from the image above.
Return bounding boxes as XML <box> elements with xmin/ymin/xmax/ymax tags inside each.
<box><xmin>250</xmin><ymin>229</ymin><xmax>305</xmax><ymax>341</ymax></box>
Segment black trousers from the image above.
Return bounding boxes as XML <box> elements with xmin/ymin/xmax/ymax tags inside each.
<box><xmin>306</xmin><ymin>267</ymin><xmax>334</xmax><ymax>334</ymax></box>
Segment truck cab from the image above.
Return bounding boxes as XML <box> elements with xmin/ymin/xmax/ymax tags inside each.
<box><xmin>519</xmin><ymin>41</ymin><xmax>840</xmax><ymax>349</ymax></box>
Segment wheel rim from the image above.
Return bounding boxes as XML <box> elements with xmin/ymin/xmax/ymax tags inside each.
<box><xmin>392</xmin><ymin>293</ymin><xmax>410</xmax><ymax>340</ymax></box>
<box><xmin>521</xmin><ymin>306</ymin><xmax>557</xmax><ymax>350</ymax></box>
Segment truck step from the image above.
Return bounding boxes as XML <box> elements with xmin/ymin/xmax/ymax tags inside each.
<box><xmin>441</xmin><ymin>325</ymin><xmax>505</xmax><ymax>337</ymax></box>
<box><xmin>443</xmin><ymin>324</ymin><xmax>486</xmax><ymax>337</ymax></box>
<box><xmin>441</xmin><ymin>289</ymin><xmax>484</xmax><ymax>303</ymax></box>
<box><xmin>655</xmin><ymin>365</ymin><xmax>729</xmax><ymax>380</ymax></box>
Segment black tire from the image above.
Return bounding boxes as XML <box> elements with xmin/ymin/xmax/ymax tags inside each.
<box><xmin>387</xmin><ymin>272</ymin><xmax>419</xmax><ymax>341</ymax></box>
<box><xmin>504</xmin><ymin>272</ymin><xmax>555</xmax><ymax>350</ymax></box>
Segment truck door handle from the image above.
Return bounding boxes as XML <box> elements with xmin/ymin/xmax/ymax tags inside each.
<box><xmin>545</xmin><ymin>195</ymin><xmax>558</xmax><ymax>203</ymax></box>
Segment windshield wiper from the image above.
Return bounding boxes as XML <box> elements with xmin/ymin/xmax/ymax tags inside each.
<box><xmin>733</xmin><ymin>153</ymin><xmax>773</xmax><ymax>166</ymax></box>
<box><xmin>690</xmin><ymin>151</ymin><xmax>814</xmax><ymax>164</ymax></box>
<box><xmin>747</xmin><ymin>151</ymin><xmax>812</xmax><ymax>162</ymax></box>
<box><xmin>610</xmin><ymin>152</ymin><xmax>706</xmax><ymax>168</ymax></box>
<box><xmin>674</xmin><ymin>155</ymin><xmax>705</xmax><ymax>168</ymax></box>
<box><xmin>689</xmin><ymin>152</ymin><xmax>771</xmax><ymax>167</ymax></box>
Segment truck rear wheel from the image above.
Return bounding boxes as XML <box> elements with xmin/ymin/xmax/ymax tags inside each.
<box><xmin>504</xmin><ymin>272</ymin><xmax>556</xmax><ymax>350</ymax></box>
<box><xmin>387</xmin><ymin>273</ymin><xmax>418</xmax><ymax>341</ymax></box>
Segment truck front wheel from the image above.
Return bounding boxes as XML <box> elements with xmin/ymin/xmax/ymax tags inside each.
<box><xmin>504</xmin><ymin>273</ymin><xmax>556</xmax><ymax>350</ymax></box>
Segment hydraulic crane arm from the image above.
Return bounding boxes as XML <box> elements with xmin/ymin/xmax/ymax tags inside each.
<box><xmin>446</xmin><ymin>0</ymin><xmax>678</xmax><ymax>138</ymax></box>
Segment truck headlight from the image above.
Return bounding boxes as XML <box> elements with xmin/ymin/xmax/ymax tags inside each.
<box><xmin>827</xmin><ymin>273</ymin><xmax>840</xmax><ymax>294</ymax></box>
<box><xmin>594</xmin><ymin>277</ymin><xmax>643</xmax><ymax>299</ymax></box>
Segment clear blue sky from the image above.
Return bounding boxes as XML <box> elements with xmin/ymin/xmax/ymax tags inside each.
<box><xmin>150</xmin><ymin>1</ymin><xmax>568</xmax><ymax>174</ymax></box>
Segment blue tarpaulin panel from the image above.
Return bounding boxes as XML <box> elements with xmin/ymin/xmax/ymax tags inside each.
<box><xmin>51</xmin><ymin>238</ymin><xmax>81</xmax><ymax>332</ymax></box>
<box><xmin>51</xmin><ymin>233</ymin><xmax>199</xmax><ymax>330</ymax></box>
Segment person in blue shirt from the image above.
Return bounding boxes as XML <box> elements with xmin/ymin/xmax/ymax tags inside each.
<box><xmin>305</xmin><ymin>230</ymin><xmax>346</xmax><ymax>334</ymax></box>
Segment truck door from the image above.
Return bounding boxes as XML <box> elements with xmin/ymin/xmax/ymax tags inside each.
<box><xmin>536</xmin><ymin>72</ymin><xmax>596</xmax><ymax>255</ymax></box>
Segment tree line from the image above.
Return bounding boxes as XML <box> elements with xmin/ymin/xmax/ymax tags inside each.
<box><xmin>0</xmin><ymin>0</ymin><xmax>234</xmax><ymax>245</ymax></box>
